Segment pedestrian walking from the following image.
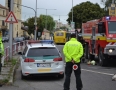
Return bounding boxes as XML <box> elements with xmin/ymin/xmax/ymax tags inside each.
<box><xmin>63</xmin><ymin>33</ymin><xmax>83</xmax><ymax>90</ymax></box>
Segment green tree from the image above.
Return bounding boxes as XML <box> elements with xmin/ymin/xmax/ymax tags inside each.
<box><xmin>23</xmin><ymin>15</ymin><xmax>55</xmax><ymax>38</ymax></box>
<box><xmin>67</xmin><ymin>1</ymin><xmax>105</xmax><ymax>28</ymax></box>
<box><xmin>23</xmin><ymin>17</ymin><xmax>39</xmax><ymax>35</ymax></box>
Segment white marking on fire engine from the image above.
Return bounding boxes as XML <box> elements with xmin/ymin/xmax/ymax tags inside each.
<box><xmin>82</xmin><ymin>69</ymin><xmax>114</xmax><ymax>76</ymax></box>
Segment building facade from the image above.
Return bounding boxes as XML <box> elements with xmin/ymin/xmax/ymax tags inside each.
<box><xmin>5</xmin><ymin>0</ymin><xmax>23</xmax><ymax>38</ymax></box>
<box><xmin>0</xmin><ymin>4</ymin><xmax>8</xmax><ymax>36</ymax></box>
<box><xmin>54</xmin><ymin>20</ymin><xmax>71</xmax><ymax>30</ymax></box>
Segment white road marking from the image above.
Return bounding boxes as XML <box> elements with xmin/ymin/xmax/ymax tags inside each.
<box><xmin>82</xmin><ymin>69</ymin><xmax>114</xmax><ymax>76</ymax></box>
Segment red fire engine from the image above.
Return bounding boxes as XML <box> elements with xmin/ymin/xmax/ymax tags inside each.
<box><xmin>82</xmin><ymin>16</ymin><xmax>116</xmax><ymax>66</ymax></box>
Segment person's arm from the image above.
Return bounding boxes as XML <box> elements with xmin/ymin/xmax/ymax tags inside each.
<box><xmin>63</xmin><ymin>42</ymin><xmax>72</xmax><ymax>60</ymax></box>
<box><xmin>74</xmin><ymin>43</ymin><xmax>83</xmax><ymax>60</ymax></box>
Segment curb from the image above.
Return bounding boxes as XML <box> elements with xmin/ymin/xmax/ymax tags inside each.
<box><xmin>8</xmin><ymin>58</ymin><xmax>20</xmax><ymax>85</ymax></box>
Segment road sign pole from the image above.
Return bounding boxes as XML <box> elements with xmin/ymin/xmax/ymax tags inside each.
<box><xmin>9</xmin><ymin>0</ymin><xmax>14</xmax><ymax>59</ymax></box>
<box><xmin>34</xmin><ymin>0</ymin><xmax>37</xmax><ymax>40</ymax></box>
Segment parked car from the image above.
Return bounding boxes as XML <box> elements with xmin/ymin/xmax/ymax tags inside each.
<box><xmin>18</xmin><ymin>40</ymin><xmax>64</xmax><ymax>79</ymax></box>
<box><xmin>14</xmin><ymin>37</ymin><xmax>24</xmax><ymax>42</ymax></box>
<box><xmin>2</xmin><ymin>37</ymin><xmax>9</xmax><ymax>42</ymax></box>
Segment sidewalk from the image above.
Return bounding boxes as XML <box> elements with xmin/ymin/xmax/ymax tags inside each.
<box><xmin>0</xmin><ymin>54</ymin><xmax>20</xmax><ymax>86</ymax></box>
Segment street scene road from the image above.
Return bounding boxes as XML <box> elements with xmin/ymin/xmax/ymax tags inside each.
<box><xmin>0</xmin><ymin>45</ymin><xmax>116</xmax><ymax>90</ymax></box>
<box><xmin>1</xmin><ymin>0</ymin><xmax>116</xmax><ymax>90</ymax></box>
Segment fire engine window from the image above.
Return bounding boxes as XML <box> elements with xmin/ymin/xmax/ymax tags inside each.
<box><xmin>108</xmin><ymin>21</ymin><xmax>116</xmax><ymax>33</ymax></box>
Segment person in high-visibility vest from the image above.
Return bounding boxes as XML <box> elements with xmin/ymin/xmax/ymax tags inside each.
<box><xmin>63</xmin><ymin>33</ymin><xmax>83</xmax><ymax>90</ymax></box>
<box><xmin>0</xmin><ymin>31</ymin><xmax>4</xmax><ymax>55</ymax></box>
<box><xmin>0</xmin><ymin>41</ymin><xmax>4</xmax><ymax>56</ymax></box>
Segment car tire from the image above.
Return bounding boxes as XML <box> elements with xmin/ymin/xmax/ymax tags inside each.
<box><xmin>58</xmin><ymin>73</ymin><xmax>64</xmax><ymax>79</ymax></box>
<box><xmin>21</xmin><ymin>71</ymin><xmax>26</xmax><ymax>80</ymax></box>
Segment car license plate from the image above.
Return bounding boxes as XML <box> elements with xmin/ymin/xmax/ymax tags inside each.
<box><xmin>37</xmin><ymin>63</ymin><xmax>51</xmax><ymax>67</ymax></box>
<box><xmin>38</xmin><ymin>68</ymin><xmax>51</xmax><ymax>72</ymax></box>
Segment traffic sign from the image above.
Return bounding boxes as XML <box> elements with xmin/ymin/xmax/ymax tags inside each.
<box><xmin>73</xmin><ymin>64</ymin><xmax>78</xmax><ymax>70</ymax></box>
<box><xmin>5</xmin><ymin>11</ymin><xmax>18</xmax><ymax>23</ymax></box>
<box><xmin>77</xmin><ymin>29</ymin><xmax>81</xmax><ymax>32</ymax></box>
<box><xmin>71</xmin><ymin>22</ymin><xmax>75</xmax><ymax>29</ymax></box>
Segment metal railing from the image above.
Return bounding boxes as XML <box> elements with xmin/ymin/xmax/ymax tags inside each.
<box><xmin>1</xmin><ymin>40</ymin><xmax>28</xmax><ymax>66</ymax></box>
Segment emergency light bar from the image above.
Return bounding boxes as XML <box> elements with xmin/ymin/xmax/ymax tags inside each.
<box><xmin>106</xmin><ymin>16</ymin><xmax>110</xmax><ymax>20</ymax></box>
<box><xmin>28</xmin><ymin>40</ymin><xmax>54</xmax><ymax>44</ymax></box>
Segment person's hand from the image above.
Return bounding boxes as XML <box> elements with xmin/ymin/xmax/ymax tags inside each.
<box><xmin>72</xmin><ymin>60</ymin><xmax>75</xmax><ymax>64</ymax></box>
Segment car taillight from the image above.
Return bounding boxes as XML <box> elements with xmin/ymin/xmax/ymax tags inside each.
<box><xmin>53</xmin><ymin>57</ymin><xmax>62</xmax><ymax>61</ymax></box>
<box><xmin>24</xmin><ymin>58</ymin><xmax>35</xmax><ymax>62</ymax></box>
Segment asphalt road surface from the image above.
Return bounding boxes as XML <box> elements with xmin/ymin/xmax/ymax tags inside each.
<box><xmin>0</xmin><ymin>45</ymin><xmax>116</xmax><ymax>90</ymax></box>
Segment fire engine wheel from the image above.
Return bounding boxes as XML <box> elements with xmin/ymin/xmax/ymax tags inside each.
<box><xmin>98</xmin><ymin>47</ymin><xmax>107</xmax><ymax>66</ymax></box>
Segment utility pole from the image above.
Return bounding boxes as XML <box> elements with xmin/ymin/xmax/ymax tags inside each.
<box><xmin>112</xmin><ymin>0</ymin><xmax>114</xmax><ymax>3</ymax></box>
<box><xmin>46</xmin><ymin>9</ymin><xmax>47</xmax><ymax>30</ymax></box>
<box><xmin>72</xmin><ymin>0</ymin><xmax>73</xmax><ymax>22</ymax></box>
<box><xmin>9</xmin><ymin>0</ymin><xmax>14</xmax><ymax>59</ymax></box>
<box><xmin>34</xmin><ymin>0</ymin><xmax>37</xmax><ymax>40</ymax></box>
<box><xmin>45</xmin><ymin>9</ymin><xmax>56</xmax><ymax>30</ymax></box>
<box><xmin>59</xmin><ymin>15</ymin><xmax>60</xmax><ymax>28</ymax></box>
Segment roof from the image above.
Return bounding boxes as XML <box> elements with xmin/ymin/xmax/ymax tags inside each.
<box><xmin>0</xmin><ymin>4</ymin><xmax>8</xmax><ymax>9</ymax></box>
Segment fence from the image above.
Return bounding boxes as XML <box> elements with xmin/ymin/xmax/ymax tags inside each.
<box><xmin>1</xmin><ymin>40</ymin><xmax>28</xmax><ymax>66</ymax></box>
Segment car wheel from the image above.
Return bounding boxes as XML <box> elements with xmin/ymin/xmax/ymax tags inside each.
<box><xmin>58</xmin><ymin>73</ymin><xmax>64</xmax><ymax>79</ymax></box>
<box><xmin>21</xmin><ymin>71</ymin><xmax>26</xmax><ymax>80</ymax></box>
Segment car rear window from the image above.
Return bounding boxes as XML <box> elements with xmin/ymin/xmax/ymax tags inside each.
<box><xmin>56</xmin><ymin>32</ymin><xmax>64</xmax><ymax>36</ymax></box>
<box><xmin>27</xmin><ymin>47</ymin><xmax>60</xmax><ymax>57</ymax></box>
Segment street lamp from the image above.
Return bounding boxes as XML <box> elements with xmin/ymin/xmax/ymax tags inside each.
<box><xmin>71</xmin><ymin>0</ymin><xmax>75</xmax><ymax>30</ymax></box>
<box><xmin>37</xmin><ymin>8</ymin><xmax>56</xmax><ymax>30</ymax></box>
<box><xmin>72</xmin><ymin>0</ymin><xmax>73</xmax><ymax>22</ymax></box>
<box><xmin>34</xmin><ymin>0</ymin><xmax>37</xmax><ymax>40</ymax></box>
<box><xmin>14</xmin><ymin>2</ymin><xmax>37</xmax><ymax>40</ymax></box>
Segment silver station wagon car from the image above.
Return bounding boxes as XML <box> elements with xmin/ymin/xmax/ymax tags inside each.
<box><xmin>18</xmin><ymin>40</ymin><xmax>64</xmax><ymax>79</ymax></box>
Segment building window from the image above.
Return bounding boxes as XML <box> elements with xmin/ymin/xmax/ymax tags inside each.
<box><xmin>2</xmin><ymin>20</ymin><xmax>5</xmax><ymax>26</ymax></box>
<box><xmin>17</xmin><ymin>0</ymin><xmax>19</xmax><ymax>8</ymax></box>
<box><xmin>3</xmin><ymin>10</ymin><xmax>4</xmax><ymax>15</ymax></box>
<box><xmin>17</xmin><ymin>25</ymin><xmax>18</xmax><ymax>30</ymax></box>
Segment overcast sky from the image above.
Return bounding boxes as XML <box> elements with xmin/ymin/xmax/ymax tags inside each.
<box><xmin>0</xmin><ymin>0</ymin><xmax>104</xmax><ymax>24</ymax></box>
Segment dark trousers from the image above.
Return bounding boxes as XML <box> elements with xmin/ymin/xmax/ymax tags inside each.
<box><xmin>64</xmin><ymin>62</ymin><xmax>83</xmax><ymax>90</ymax></box>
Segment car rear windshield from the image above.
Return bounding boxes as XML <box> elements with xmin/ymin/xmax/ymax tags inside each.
<box><xmin>27</xmin><ymin>47</ymin><xmax>60</xmax><ymax>57</ymax></box>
